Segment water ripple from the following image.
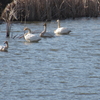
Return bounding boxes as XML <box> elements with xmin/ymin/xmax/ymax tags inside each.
<box><xmin>0</xmin><ymin>18</ymin><xmax>100</xmax><ymax>100</ymax></box>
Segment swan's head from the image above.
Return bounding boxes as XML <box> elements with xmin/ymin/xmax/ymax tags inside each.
<box><xmin>24</xmin><ymin>27</ymin><xmax>31</xmax><ymax>34</ymax></box>
<box><xmin>4</xmin><ymin>41</ymin><xmax>8</xmax><ymax>45</ymax></box>
<box><xmin>24</xmin><ymin>27</ymin><xmax>29</xmax><ymax>31</ymax></box>
<box><xmin>43</xmin><ymin>23</ymin><xmax>47</xmax><ymax>26</ymax></box>
<box><xmin>57</xmin><ymin>19</ymin><xmax>59</xmax><ymax>22</ymax></box>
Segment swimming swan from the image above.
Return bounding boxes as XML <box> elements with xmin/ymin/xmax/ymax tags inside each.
<box><xmin>54</xmin><ymin>19</ymin><xmax>71</xmax><ymax>35</ymax></box>
<box><xmin>40</xmin><ymin>23</ymin><xmax>54</xmax><ymax>38</ymax></box>
<box><xmin>0</xmin><ymin>41</ymin><xmax>9</xmax><ymax>51</ymax></box>
<box><xmin>23</xmin><ymin>27</ymin><xmax>41</xmax><ymax>42</ymax></box>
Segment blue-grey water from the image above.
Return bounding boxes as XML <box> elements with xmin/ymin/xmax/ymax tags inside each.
<box><xmin>0</xmin><ymin>18</ymin><xmax>100</xmax><ymax>100</ymax></box>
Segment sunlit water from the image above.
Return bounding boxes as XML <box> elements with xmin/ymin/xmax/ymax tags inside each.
<box><xmin>0</xmin><ymin>18</ymin><xmax>100</xmax><ymax>100</ymax></box>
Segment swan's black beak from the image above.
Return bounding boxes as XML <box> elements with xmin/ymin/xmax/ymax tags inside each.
<box><xmin>23</xmin><ymin>28</ymin><xmax>27</xmax><ymax>34</ymax></box>
<box><xmin>43</xmin><ymin>23</ymin><xmax>46</xmax><ymax>26</ymax></box>
<box><xmin>24</xmin><ymin>30</ymin><xmax>26</xmax><ymax>34</ymax></box>
<box><xmin>4</xmin><ymin>41</ymin><xmax>8</xmax><ymax>44</ymax></box>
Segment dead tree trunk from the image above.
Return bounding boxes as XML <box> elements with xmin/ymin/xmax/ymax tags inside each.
<box><xmin>1</xmin><ymin>0</ymin><xmax>17</xmax><ymax>37</ymax></box>
<box><xmin>6</xmin><ymin>22</ymin><xmax>11</xmax><ymax>37</ymax></box>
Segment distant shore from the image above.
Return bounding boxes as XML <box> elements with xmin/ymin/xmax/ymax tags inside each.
<box><xmin>1</xmin><ymin>0</ymin><xmax>100</xmax><ymax>21</ymax></box>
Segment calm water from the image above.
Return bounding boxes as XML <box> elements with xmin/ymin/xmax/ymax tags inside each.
<box><xmin>0</xmin><ymin>18</ymin><xmax>100</xmax><ymax>100</ymax></box>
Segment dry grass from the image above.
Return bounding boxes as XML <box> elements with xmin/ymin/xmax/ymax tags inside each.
<box><xmin>1</xmin><ymin>0</ymin><xmax>100</xmax><ymax>21</ymax></box>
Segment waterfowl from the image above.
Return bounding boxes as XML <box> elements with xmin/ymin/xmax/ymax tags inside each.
<box><xmin>23</xmin><ymin>27</ymin><xmax>41</xmax><ymax>42</ymax></box>
<box><xmin>54</xmin><ymin>19</ymin><xmax>71</xmax><ymax>35</ymax></box>
<box><xmin>0</xmin><ymin>41</ymin><xmax>9</xmax><ymax>51</ymax></box>
<box><xmin>40</xmin><ymin>23</ymin><xmax>54</xmax><ymax>38</ymax></box>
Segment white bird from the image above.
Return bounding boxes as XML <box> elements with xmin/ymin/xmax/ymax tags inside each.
<box><xmin>40</xmin><ymin>23</ymin><xmax>55</xmax><ymax>38</ymax></box>
<box><xmin>54</xmin><ymin>19</ymin><xmax>71</xmax><ymax>35</ymax></box>
<box><xmin>23</xmin><ymin>27</ymin><xmax>41</xmax><ymax>42</ymax></box>
<box><xmin>0</xmin><ymin>41</ymin><xmax>9</xmax><ymax>51</ymax></box>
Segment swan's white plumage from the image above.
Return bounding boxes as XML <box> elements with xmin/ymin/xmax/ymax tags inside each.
<box><xmin>54</xmin><ymin>27</ymin><xmax>71</xmax><ymax>35</ymax></box>
<box><xmin>24</xmin><ymin>27</ymin><xmax>41</xmax><ymax>42</ymax></box>
<box><xmin>54</xmin><ymin>19</ymin><xmax>71</xmax><ymax>35</ymax></box>
<box><xmin>40</xmin><ymin>23</ymin><xmax>54</xmax><ymax>38</ymax></box>
<box><xmin>0</xmin><ymin>41</ymin><xmax>9</xmax><ymax>51</ymax></box>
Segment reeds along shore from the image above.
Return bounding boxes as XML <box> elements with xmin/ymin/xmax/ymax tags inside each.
<box><xmin>1</xmin><ymin>0</ymin><xmax>100</xmax><ymax>21</ymax></box>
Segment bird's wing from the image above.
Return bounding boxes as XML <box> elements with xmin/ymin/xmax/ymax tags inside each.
<box><xmin>0</xmin><ymin>46</ymin><xmax>5</xmax><ymax>50</ymax></box>
<box><xmin>26</xmin><ymin>34</ymin><xmax>41</xmax><ymax>41</ymax></box>
<box><xmin>43</xmin><ymin>32</ymin><xmax>54</xmax><ymax>37</ymax></box>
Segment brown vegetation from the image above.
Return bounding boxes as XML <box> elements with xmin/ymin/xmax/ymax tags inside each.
<box><xmin>1</xmin><ymin>0</ymin><xmax>100</xmax><ymax>21</ymax></box>
<box><xmin>0</xmin><ymin>0</ymin><xmax>13</xmax><ymax>19</ymax></box>
<box><xmin>1</xmin><ymin>0</ymin><xmax>17</xmax><ymax>37</ymax></box>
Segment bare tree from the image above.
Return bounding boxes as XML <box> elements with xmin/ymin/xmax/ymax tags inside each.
<box><xmin>1</xmin><ymin>0</ymin><xmax>17</xmax><ymax>37</ymax></box>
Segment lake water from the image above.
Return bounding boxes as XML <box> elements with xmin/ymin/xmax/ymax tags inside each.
<box><xmin>0</xmin><ymin>18</ymin><xmax>100</xmax><ymax>100</ymax></box>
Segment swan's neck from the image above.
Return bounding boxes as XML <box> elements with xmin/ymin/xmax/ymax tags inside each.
<box><xmin>40</xmin><ymin>25</ymin><xmax>46</xmax><ymax>36</ymax></box>
<box><xmin>43</xmin><ymin>25</ymin><xmax>46</xmax><ymax>33</ymax></box>
<box><xmin>5</xmin><ymin>43</ymin><xmax>9</xmax><ymax>49</ymax></box>
<box><xmin>57</xmin><ymin>20</ymin><xmax>60</xmax><ymax>28</ymax></box>
<box><xmin>27</xmin><ymin>28</ymin><xmax>31</xmax><ymax>34</ymax></box>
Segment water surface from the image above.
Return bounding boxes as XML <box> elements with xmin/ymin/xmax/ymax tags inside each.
<box><xmin>0</xmin><ymin>18</ymin><xmax>100</xmax><ymax>100</ymax></box>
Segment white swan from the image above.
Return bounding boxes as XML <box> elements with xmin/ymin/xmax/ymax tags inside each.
<box><xmin>40</xmin><ymin>23</ymin><xmax>55</xmax><ymax>38</ymax></box>
<box><xmin>0</xmin><ymin>41</ymin><xmax>9</xmax><ymax>51</ymax></box>
<box><xmin>54</xmin><ymin>19</ymin><xmax>71</xmax><ymax>35</ymax></box>
<box><xmin>24</xmin><ymin>27</ymin><xmax>41</xmax><ymax>42</ymax></box>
